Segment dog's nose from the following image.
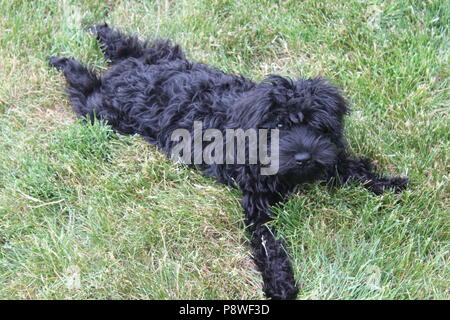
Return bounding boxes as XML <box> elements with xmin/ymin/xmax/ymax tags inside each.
<box><xmin>295</xmin><ymin>152</ymin><xmax>312</xmax><ymax>165</ymax></box>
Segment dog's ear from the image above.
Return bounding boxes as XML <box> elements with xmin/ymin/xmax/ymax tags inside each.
<box><xmin>228</xmin><ymin>75</ymin><xmax>294</xmax><ymax>129</ymax></box>
<box><xmin>295</xmin><ymin>77</ymin><xmax>349</xmax><ymax>120</ymax></box>
<box><xmin>227</xmin><ymin>85</ymin><xmax>271</xmax><ymax>129</ymax></box>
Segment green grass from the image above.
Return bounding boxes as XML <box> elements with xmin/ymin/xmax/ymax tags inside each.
<box><xmin>0</xmin><ymin>0</ymin><xmax>448</xmax><ymax>299</ymax></box>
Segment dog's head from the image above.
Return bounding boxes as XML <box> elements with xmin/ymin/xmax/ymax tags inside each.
<box><xmin>229</xmin><ymin>75</ymin><xmax>349</xmax><ymax>181</ymax></box>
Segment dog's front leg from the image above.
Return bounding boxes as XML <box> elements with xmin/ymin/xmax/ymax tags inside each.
<box><xmin>241</xmin><ymin>192</ymin><xmax>298</xmax><ymax>300</ymax></box>
<box><xmin>327</xmin><ymin>155</ymin><xmax>408</xmax><ymax>195</ymax></box>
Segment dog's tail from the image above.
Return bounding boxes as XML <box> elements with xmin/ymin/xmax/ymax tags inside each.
<box><xmin>48</xmin><ymin>56</ymin><xmax>102</xmax><ymax>120</ymax></box>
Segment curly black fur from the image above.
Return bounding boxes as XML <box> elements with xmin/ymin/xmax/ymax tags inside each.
<box><xmin>49</xmin><ymin>24</ymin><xmax>408</xmax><ymax>300</ymax></box>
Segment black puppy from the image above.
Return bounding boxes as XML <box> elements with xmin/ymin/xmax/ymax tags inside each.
<box><xmin>49</xmin><ymin>24</ymin><xmax>407</xmax><ymax>299</ymax></box>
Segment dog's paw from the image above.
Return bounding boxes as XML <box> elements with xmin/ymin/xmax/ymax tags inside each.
<box><xmin>367</xmin><ymin>176</ymin><xmax>408</xmax><ymax>195</ymax></box>
<box><xmin>390</xmin><ymin>176</ymin><xmax>409</xmax><ymax>193</ymax></box>
<box><xmin>87</xmin><ymin>23</ymin><xmax>110</xmax><ymax>37</ymax></box>
<box><xmin>48</xmin><ymin>56</ymin><xmax>69</xmax><ymax>71</ymax></box>
<box><xmin>264</xmin><ymin>282</ymin><xmax>299</xmax><ymax>300</ymax></box>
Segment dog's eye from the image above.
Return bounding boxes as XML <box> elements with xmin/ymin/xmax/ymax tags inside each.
<box><xmin>277</xmin><ymin>123</ymin><xmax>284</xmax><ymax>129</ymax></box>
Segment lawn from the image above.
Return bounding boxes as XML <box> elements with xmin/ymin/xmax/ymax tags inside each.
<box><xmin>0</xmin><ymin>0</ymin><xmax>448</xmax><ymax>299</ymax></box>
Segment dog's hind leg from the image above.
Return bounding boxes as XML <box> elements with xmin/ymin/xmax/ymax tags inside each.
<box><xmin>89</xmin><ymin>23</ymin><xmax>147</xmax><ymax>64</ymax></box>
<box><xmin>90</xmin><ymin>23</ymin><xmax>186</xmax><ymax>65</ymax></box>
<box><xmin>48</xmin><ymin>56</ymin><xmax>101</xmax><ymax>119</ymax></box>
